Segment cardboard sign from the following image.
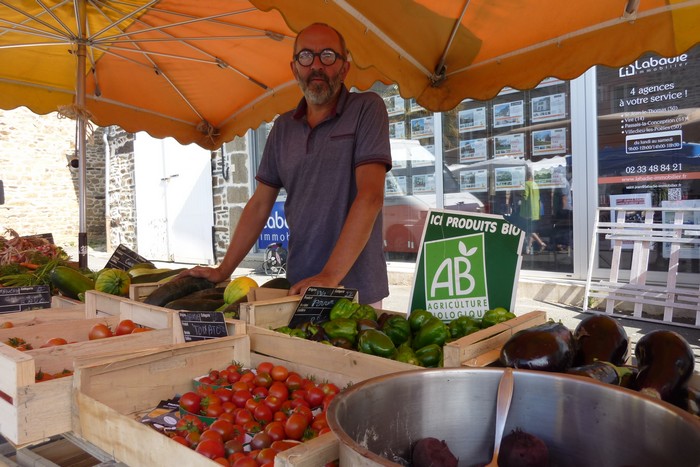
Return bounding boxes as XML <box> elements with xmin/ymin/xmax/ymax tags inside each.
<box><xmin>0</xmin><ymin>285</ymin><xmax>52</xmax><ymax>313</ymax></box>
<box><xmin>288</xmin><ymin>287</ymin><xmax>358</xmax><ymax>328</ymax></box>
<box><xmin>410</xmin><ymin>209</ymin><xmax>524</xmax><ymax>322</ymax></box>
<box><xmin>106</xmin><ymin>244</ymin><xmax>154</xmax><ymax>270</ymax></box>
<box><xmin>178</xmin><ymin>311</ymin><xmax>228</xmax><ymax>342</ymax></box>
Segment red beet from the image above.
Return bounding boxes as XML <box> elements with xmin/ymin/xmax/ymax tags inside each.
<box><xmin>498</xmin><ymin>428</ymin><xmax>549</xmax><ymax>467</ymax></box>
<box><xmin>412</xmin><ymin>437</ymin><xmax>458</xmax><ymax>467</ymax></box>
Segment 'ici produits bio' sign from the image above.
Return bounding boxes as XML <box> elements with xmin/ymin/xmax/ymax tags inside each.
<box><xmin>257</xmin><ymin>201</ymin><xmax>289</xmax><ymax>249</ymax></box>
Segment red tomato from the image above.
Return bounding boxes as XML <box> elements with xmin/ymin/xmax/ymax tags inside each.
<box><xmin>263</xmin><ymin>421</ymin><xmax>286</xmax><ymax>442</ymax></box>
<box><xmin>285</xmin><ymin>373</ymin><xmax>303</xmax><ymax>391</ymax></box>
<box><xmin>290</xmin><ymin>389</ymin><xmax>307</xmax><ymax>401</ymax></box>
<box><xmin>231</xmin><ymin>381</ymin><xmax>250</xmax><ymax>392</ymax></box>
<box><xmin>232</xmin><ymin>455</ymin><xmax>257</xmax><ymax>467</ymax></box>
<box><xmin>270</xmin><ymin>365</ymin><xmax>289</xmax><ymax>382</ymax></box>
<box><xmin>200</xmin><ymin>429</ymin><xmax>224</xmax><ymax>444</ymax></box>
<box><xmin>231</xmin><ymin>389</ymin><xmax>252</xmax><ymax>408</ymax></box>
<box><xmin>284</xmin><ymin>413</ymin><xmax>309</xmax><ymax>440</ymax></box>
<box><xmin>273</xmin><ymin>411</ymin><xmax>287</xmax><ymax>423</ymax></box>
<box><xmin>292</xmin><ymin>404</ymin><xmax>313</xmax><ymax>424</ymax></box>
<box><xmin>256</xmin><ymin>447</ymin><xmax>277</xmax><ymax>465</ymax></box>
<box><xmin>176</xmin><ymin>414</ymin><xmax>206</xmax><ymax>435</ymax></box>
<box><xmin>88</xmin><ymin>323</ymin><xmax>113</xmax><ymax>340</ymax></box>
<box><xmin>234</xmin><ymin>408</ymin><xmax>253</xmax><ymax>426</ymax></box>
<box><xmin>263</xmin><ymin>394</ymin><xmax>283</xmax><ymax>413</ymax></box>
<box><xmin>210</xmin><ymin>419</ymin><xmax>236</xmax><ymax>442</ymax></box>
<box><xmin>131</xmin><ymin>327</ymin><xmax>151</xmax><ymax>333</ymax></box>
<box><xmin>249</xmin><ymin>431</ymin><xmax>273</xmax><ymax>450</ymax></box>
<box><xmin>243</xmin><ymin>420</ymin><xmax>262</xmax><ymax>434</ymax></box>
<box><xmin>195</xmin><ymin>438</ymin><xmax>226</xmax><ymax>459</ymax></box>
<box><xmin>226</xmin><ymin>370</ymin><xmax>242</xmax><ymax>384</ymax></box>
<box><xmin>224</xmin><ymin>438</ymin><xmax>245</xmax><ymax>457</ymax></box>
<box><xmin>179</xmin><ymin>392</ymin><xmax>202</xmax><ymax>415</ymax></box>
<box><xmin>239</xmin><ymin>371</ymin><xmax>256</xmax><ymax>386</ymax></box>
<box><xmin>205</xmin><ymin>403</ymin><xmax>225</xmax><ymax>418</ymax></box>
<box><xmin>251</xmin><ymin>386</ymin><xmax>268</xmax><ymax>399</ymax></box>
<box><xmin>253</xmin><ymin>402</ymin><xmax>273</xmax><ymax>424</ymax></box>
<box><xmin>115</xmin><ymin>319</ymin><xmax>137</xmax><ymax>336</ymax></box>
<box><xmin>213</xmin><ymin>457</ymin><xmax>229</xmax><ymax>466</ymax></box>
<box><xmin>290</xmin><ymin>398</ymin><xmax>310</xmax><ymax>410</ymax></box>
<box><xmin>254</xmin><ymin>372</ymin><xmax>273</xmax><ymax>389</ymax></box>
<box><xmin>40</xmin><ymin>337</ymin><xmax>68</xmax><ymax>348</ymax></box>
<box><xmin>319</xmin><ymin>382</ymin><xmax>340</xmax><ymax>396</ymax></box>
<box><xmin>244</xmin><ymin>397</ymin><xmax>259</xmax><ymax>413</ymax></box>
<box><xmin>0</xmin><ymin>321</ymin><xmax>13</xmax><ymax>329</ymax></box>
<box><xmin>323</xmin><ymin>393</ymin><xmax>336</xmax><ymax>412</ymax></box>
<box><xmin>270</xmin><ymin>439</ymin><xmax>302</xmax><ymax>452</ymax></box>
<box><xmin>256</xmin><ymin>361</ymin><xmax>274</xmax><ymax>374</ymax></box>
<box><xmin>305</xmin><ymin>386</ymin><xmax>326</xmax><ymax>408</ymax></box>
<box><xmin>221</xmin><ymin>401</ymin><xmax>237</xmax><ymax>414</ymax></box>
<box><xmin>215</xmin><ymin>387</ymin><xmax>234</xmax><ymax>404</ymax></box>
<box><xmin>170</xmin><ymin>435</ymin><xmax>189</xmax><ymax>446</ymax></box>
<box><xmin>268</xmin><ymin>381</ymin><xmax>289</xmax><ymax>401</ymax></box>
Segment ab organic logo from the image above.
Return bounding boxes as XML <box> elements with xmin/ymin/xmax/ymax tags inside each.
<box><xmin>423</xmin><ymin>233</ymin><xmax>488</xmax><ymax>321</ymax></box>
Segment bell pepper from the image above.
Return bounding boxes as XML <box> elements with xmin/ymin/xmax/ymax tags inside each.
<box><xmin>274</xmin><ymin>326</ymin><xmax>293</xmax><ymax>335</ymax></box>
<box><xmin>353</xmin><ymin>304</ymin><xmax>378</xmax><ymax>321</ymax></box>
<box><xmin>357</xmin><ymin>318</ymin><xmax>379</xmax><ymax>332</ymax></box>
<box><xmin>289</xmin><ymin>328</ymin><xmax>307</xmax><ymax>339</ymax></box>
<box><xmin>381</xmin><ymin>315</ymin><xmax>412</xmax><ymax>347</ymax></box>
<box><xmin>481</xmin><ymin>307</ymin><xmax>516</xmax><ymax>328</ymax></box>
<box><xmin>357</xmin><ymin>329</ymin><xmax>397</xmax><ymax>359</ymax></box>
<box><xmin>322</xmin><ymin>318</ymin><xmax>358</xmax><ymax>344</ymax></box>
<box><xmin>329</xmin><ymin>337</ymin><xmax>354</xmax><ymax>349</ymax></box>
<box><xmin>448</xmin><ymin>316</ymin><xmax>481</xmax><ymax>339</ymax></box>
<box><xmin>412</xmin><ymin>316</ymin><xmax>449</xmax><ymax>350</ymax></box>
<box><xmin>415</xmin><ymin>343</ymin><xmax>443</xmax><ymax>367</ymax></box>
<box><xmin>329</xmin><ymin>298</ymin><xmax>360</xmax><ymax>320</ymax></box>
<box><xmin>408</xmin><ymin>309</ymin><xmax>434</xmax><ymax>333</ymax></box>
<box><xmin>395</xmin><ymin>342</ymin><xmax>420</xmax><ymax>366</ymax></box>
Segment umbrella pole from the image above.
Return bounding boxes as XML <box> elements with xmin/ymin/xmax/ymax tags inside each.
<box><xmin>76</xmin><ymin>0</ymin><xmax>88</xmax><ymax>269</ymax></box>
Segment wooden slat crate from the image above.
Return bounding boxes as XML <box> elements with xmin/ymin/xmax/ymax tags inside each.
<box><xmin>443</xmin><ymin>310</ymin><xmax>548</xmax><ymax>367</ymax></box>
<box><xmin>51</xmin><ymin>295</ymin><xmax>82</xmax><ymax>308</ymax></box>
<box><xmin>0</xmin><ymin>306</ymin><xmax>85</xmax><ymax>328</ymax></box>
<box><xmin>72</xmin><ymin>335</ymin><xmax>358</xmax><ymax>467</ymax></box>
<box><xmin>0</xmin><ymin>290</ymin><xmax>248</xmax><ymax>447</ymax></box>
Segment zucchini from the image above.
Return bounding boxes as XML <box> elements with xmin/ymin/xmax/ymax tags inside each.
<box><xmin>261</xmin><ymin>277</ymin><xmax>291</xmax><ymax>289</ymax></box>
<box><xmin>50</xmin><ymin>266</ymin><xmax>95</xmax><ymax>300</ymax></box>
<box><xmin>164</xmin><ymin>298</ymin><xmax>226</xmax><ymax>311</ymax></box>
<box><xmin>131</xmin><ymin>268</ymin><xmax>187</xmax><ymax>284</ymax></box>
<box><xmin>180</xmin><ymin>287</ymin><xmax>226</xmax><ymax>301</ymax></box>
<box><xmin>144</xmin><ymin>276</ymin><xmax>215</xmax><ymax>307</ymax></box>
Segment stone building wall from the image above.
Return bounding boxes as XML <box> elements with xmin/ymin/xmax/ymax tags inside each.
<box><xmin>0</xmin><ymin>107</ymin><xmax>106</xmax><ymax>250</ymax></box>
<box><xmin>103</xmin><ymin>127</ymin><xmax>138</xmax><ymax>252</ymax></box>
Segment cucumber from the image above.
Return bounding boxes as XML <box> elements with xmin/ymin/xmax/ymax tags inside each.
<box><xmin>164</xmin><ymin>298</ymin><xmax>226</xmax><ymax>311</ymax></box>
<box><xmin>50</xmin><ymin>266</ymin><xmax>95</xmax><ymax>300</ymax></box>
<box><xmin>143</xmin><ymin>276</ymin><xmax>215</xmax><ymax>307</ymax></box>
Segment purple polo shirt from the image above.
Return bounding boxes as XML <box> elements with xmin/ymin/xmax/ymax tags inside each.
<box><xmin>256</xmin><ymin>86</ymin><xmax>392</xmax><ymax>303</ymax></box>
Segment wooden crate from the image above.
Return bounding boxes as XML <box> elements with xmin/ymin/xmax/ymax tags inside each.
<box><xmin>0</xmin><ymin>288</ymin><xmax>250</xmax><ymax>448</ymax></box>
<box><xmin>238</xmin><ymin>294</ymin><xmax>302</xmax><ymax>328</ymax></box>
<box><xmin>51</xmin><ymin>295</ymin><xmax>82</xmax><ymax>308</ymax></box>
<box><xmin>72</xmin><ymin>335</ymin><xmax>360</xmax><ymax>467</ymax></box>
<box><xmin>0</xmin><ymin>306</ymin><xmax>85</xmax><ymax>328</ymax></box>
<box><xmin>443</xmin><ymin>310</ymin><xmax>548</xmax><ymax>367</ymax></box>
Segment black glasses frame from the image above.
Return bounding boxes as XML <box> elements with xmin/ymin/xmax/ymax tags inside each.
<box><xmin>294</xmin><ymin>48</ymin><xmax>345</xmax><ymax>67</ymax></box>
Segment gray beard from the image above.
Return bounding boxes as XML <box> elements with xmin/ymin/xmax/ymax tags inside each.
<box><xmin>300</xmin><ymin>73</ymin><xmax>342</xmax><ymax>105</ymax></box>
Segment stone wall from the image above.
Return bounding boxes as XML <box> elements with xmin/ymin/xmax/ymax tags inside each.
<box><xmin>103</xmin><ymin>127</ymin><xmax>137</xmax><ymax>252</ymax></box>
<box><xmin>0</xmin><ymin>107</ymin><xmax>106</xmax><ymax>250</ymax></box>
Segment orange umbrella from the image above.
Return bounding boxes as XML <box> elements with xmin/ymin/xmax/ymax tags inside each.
<box><xmin>0</xmin><ymin>0</ymin><xmax>387</xmax><ymax>266</ymax></box>
<box><xmin>253</xmin><ymin>0</ymin><xmax>700</xmax><ymax>111</ymax></box>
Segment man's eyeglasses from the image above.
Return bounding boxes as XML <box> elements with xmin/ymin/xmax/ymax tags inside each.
<box><xmin>294</xmin><ymin>48</ymin><xmax>345</xmax><ymax>67</ymax></box>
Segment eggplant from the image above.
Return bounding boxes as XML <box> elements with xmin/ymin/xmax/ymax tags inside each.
<box><xmin>499</xmin><ymin>321</ymin><xmax>575</xmax><ymax>372</ymax></box>
<box><xmin>566</xmin><ymin>361</ymin><xmax>637</xmax><ymax>388</ymax></box>
<box><xmin>572</xmin><ymin>314</ymin><xmax>629</xmax><ymax>366</ymax></box>
<box><xmin>411</xmin><ymin>437</ymin><xmax>458</xmax><ymax>467</ymax></box>
<box><xmin>634</xmin><ymin>330</ymin><xmax>695</xmax><ymax>402</ymax></box>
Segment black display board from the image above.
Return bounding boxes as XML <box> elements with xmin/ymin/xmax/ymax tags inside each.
<box><xmin>178</xmin><ymin>311</ymin><xmax>228</xmax><ymax>342</ymax></box>
<box><xmin>105</xmin><ymin>244</ymin><xmax>154</xmax><ymax>270</ymax></box>
<box><xmin>0</xmin><ymin>285</ymin><xmax>52</xmax><ymax>313</ymax></box>
<box><xmin>23</xmin><ymin>233</ymin><xmax>54</xmax><ymax>244</ymax></box>
<box><xmin>288</xmin><ymin>287</ymin><xmax>358</xmax><ymax>328</ymax></box>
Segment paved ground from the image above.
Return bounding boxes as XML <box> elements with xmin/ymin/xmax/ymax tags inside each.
<box><xmin>67</xmin><ymin>245</ymin><xmax>700</xmax><ymax>366</ymax></box>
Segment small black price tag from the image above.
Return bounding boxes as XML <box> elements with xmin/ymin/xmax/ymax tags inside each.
<box><xmin>0</xmin><ymin>285</ymin><xmax>52</xmax><ymax>313</ymax></box>
<box><xmin>288</xmin><ymin>286</ymin><xmax>358</xmax><ymax>328</ymax></box>
<box><xmin>178</xmin><ymin>311</ymin><xmax>228</xmax><ymax>342</ymax></box>
<box><xmin>105</xmin><ymin>244</ymin><xmax>154</xmax><ymax>271</ymax></box>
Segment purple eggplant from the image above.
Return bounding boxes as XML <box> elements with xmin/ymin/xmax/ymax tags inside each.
<box><xmin>634</xmin><ymin>330</ymin><xmax>695</xmax><ymax>402</ymax></box>
<box><xmin>499</xmin><ymin>321</ymin><xmax>575</xmax><ymax>372</ymax></box>
<box><xmin>566</xmin><ymin>361</ymin><xmax>637</xmax><ymax>388</ymax></box>
<box><xmin>573</xmin><ymin>314</ymin><xmax>629</xmax><ymax>366</ymax></box>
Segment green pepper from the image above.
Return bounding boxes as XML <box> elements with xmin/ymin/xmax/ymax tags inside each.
<box><xmin>415</xmin><ymin>343</ymin><xmax>443</xmax><ymax>367</ymax></box>
<box><xmin>381</xmin><ymin>315</ymin><xmax>412</xmax><ymax>347</ymax></box>
<box><xmin>353</xmin><ymin>304</ymin><xmax>378</xmax><ymax>321</ymax></box>
<box><xmin>412</xmin><ymin>316</ymin><xmax>449</xmax><ymax>350</ymax></box>
<box><xmin>357</xmin><ymin>318</ymin><xmax>379</xmax><ymax>332</ymax></box>
<box><xmin>289</xmin><ymin>328</ymin><xmax>307</xmax><ymax>339</ymax></box>
<box><xmin>481</xmin><ymin>307</ymin><xmax>516</xmax><ymax>328</ymax></box>
<box><xmin>274</xmin><ymin>326</ymin><xmax>293</xmax><ymax>335</ymax></box>
<box><xmin>322</xmin><ymin>318</ymin><xmax>359</xmax><ymax>344</ymax></box>
<box><xmin>408</xmin><ymin>309</ymin><xmax>433</xmax><ymax>333</ymax></box>
<box><xmin>395</xmin><ymin>342</ymin><xmax>420</xmax><ymax>366</ymax></box>
<box><xmin>330</xmin><ymin>298</ymin><xmax>360</xmax><ymax>320</ymax></box>
<box><xmin>448</xmin><ymin>315</ymin><xmax>481</xmax><ymax>339</ymax></box>
<box><xmin>357</xmin><ymin>329</ymin><xmax>397</xmax><ymax>359</ymax></box>
<box><xmin>329</xmin><ymin>337</ymin><xmax>354</xmax><ymax>349</ymax></box>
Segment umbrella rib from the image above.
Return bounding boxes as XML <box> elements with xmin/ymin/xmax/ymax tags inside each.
<box><xmin>447</xmin><ymin>0</ymin><xmax>700</xmax><ymax>78</ymax></box>
<box><xmin>88</xmin><ymin>0</ymin><xmax>160</xmax><ymax>40</ymax></box>
<box><xmin>333</xmin><ymin>0</ymin><xmax>431</xmax><ymax>77</ymax></box>
<box><xmin>219</xmin><ymin>79</ymin><xmax>299</xmax><ymax>129</ymax></box>
<box><xmin>0</xmin><ymin>0</ymin><xmax>72</xmax><ymax>39</ymax></box>
<box><xmin>433</xmin><ymin>0</ymin><xmax>471</xmax><ymax>85</ymax></box>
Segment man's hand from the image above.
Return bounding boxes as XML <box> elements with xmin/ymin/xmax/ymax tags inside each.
<box><xmin>174</xmin><ymin>265</ymin><xmax>229</xmax><ymax>284</ymax></box>
<box><xmin>289</xmin><ymin>272</ymin><xmax>340</xmax><ymax>296</ymax></box>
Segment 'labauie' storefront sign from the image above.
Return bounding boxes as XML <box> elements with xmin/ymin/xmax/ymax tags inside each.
<box><xmin>409</xmin><ymin>209</ymin><xmax>524</xmax><ymax>321</ymax></box>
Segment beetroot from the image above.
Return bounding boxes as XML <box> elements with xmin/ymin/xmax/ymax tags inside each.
<box><xmin>412</xmin><ymin>437</ymin><xmax>458</xmax><ymax>467</ymax></box>
<box><xmin>498</xmin><ymin>428</ymin><xmax>549</xmax><ymax>467</ymax></box>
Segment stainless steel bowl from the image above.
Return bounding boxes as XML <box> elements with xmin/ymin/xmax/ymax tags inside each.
<box><xmin>326</xmin><ymin>367</ymin><xmax>700</xmax><ymax>467</ymax></box>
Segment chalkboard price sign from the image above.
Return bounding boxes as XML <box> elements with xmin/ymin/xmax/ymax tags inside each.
<box><xmin>178</xmin><ymin>311</ymin><xmax>228</xmax><ymax>342</ymax></box>
<box><xmin>106</xmin><ymin>244</ymin><xmax>154</xmax><ymax>271</ymax></box>
<box><xmin>288</xmin><ymin>287</ymin><xmax>358</xmax><ymax>328</ymax></box>
<box><xmin>0</xmin><ymin>285</ymin><xmax>52</xmax><ymax>313</ymax></box>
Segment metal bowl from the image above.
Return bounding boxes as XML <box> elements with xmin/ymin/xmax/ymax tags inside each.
<box><xmin>326</xmin><ymin>367</ymin><xmax>700</xmax><ymax>467</ymax></box>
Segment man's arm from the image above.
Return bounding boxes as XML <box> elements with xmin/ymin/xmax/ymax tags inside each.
<box><xmin>289</xmin><ymin>162</ymin><xmax>386</xmax><ymax>295</ymax></box>
<box><xmin>178</xmin><ymin>182</ymin><xmax>279</xmax><ymax>283</ymax></box>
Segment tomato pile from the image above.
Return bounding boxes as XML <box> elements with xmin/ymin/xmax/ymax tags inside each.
<box><xmin>89</xmin><ymin>319</ymin><xmax>151</xmax><ymax>339</ymax></box>
<box><xmin>170</xmin><ymin>361</ymin><xmax>340</xmax><ymax>466</ymax></box>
